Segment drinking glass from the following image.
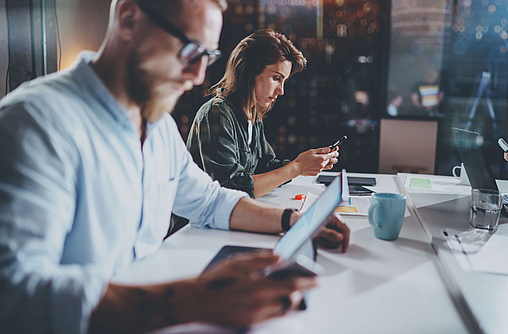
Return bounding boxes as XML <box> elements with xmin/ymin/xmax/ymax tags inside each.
<box><xmin>470</xmin><ymin>189</ymin><xmax>503</xmax><ymax>231</ymax></box>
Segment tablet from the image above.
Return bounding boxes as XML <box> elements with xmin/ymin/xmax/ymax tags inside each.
<box><xmin>272</xmin><ymin>170</ymin><xmax>348</xmax><ymax>262</ymax></box>
<box><xmin>204</xmin><ymin>170</ymin><xmax>348</xmax><ymax>270</ymax></box>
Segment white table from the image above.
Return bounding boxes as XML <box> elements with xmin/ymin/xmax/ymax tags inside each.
<box><xmin>399</xmin><ymin>173</ymin><xmax>508</xmax><ymax>334</ymax></box>
<box><xmin>113</xmin><ymin>172</ymin><xmax>467</xmax><ymax>334</ymax></box>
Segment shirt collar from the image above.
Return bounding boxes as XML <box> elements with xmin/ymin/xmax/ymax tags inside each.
<box><xmin>68</xmin><ymin>51</ymin><xmax>138</xmax><ymax>133</ymax></box>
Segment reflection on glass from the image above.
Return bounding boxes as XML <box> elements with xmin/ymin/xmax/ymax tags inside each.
<box><xmin>386</xmin><ymin>0</ymin><xmax>450</xmax><ymax>118</ymax></box>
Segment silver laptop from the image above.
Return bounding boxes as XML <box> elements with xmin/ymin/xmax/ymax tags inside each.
<box><xmin>451</xmin><ymin>127</ymin><xmax>498</xmax><ymax>191</ymax></box>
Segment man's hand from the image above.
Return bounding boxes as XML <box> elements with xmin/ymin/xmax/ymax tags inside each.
<box><xmin>504</xmin><ymin>152</ymin><xmax>508</xmax><ymax>162</ymax></box>
<box><xmin>90</xmin><ymin>253</ymin><xmax>318</xmax><ymax>333</ymax></box>
<box><xmin>193</xmin><ymin>253</ymin><xmax>318</xmax><ymax>327</ymax></box>
<box><xmin>313</xmin><ymin>214</ymin><xmax>350</xmax><ymax>252</ymax></box>
<box><xmin>293</xmin><ymin>147</ymin><xmax>339</xmax><ymax>176</ymax></box>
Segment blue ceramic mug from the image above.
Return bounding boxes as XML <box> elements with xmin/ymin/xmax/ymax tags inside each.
<box><xmin>368</xmin><ymin>193</ymin><xmax>406</xmax><ymax>241</ymax></box>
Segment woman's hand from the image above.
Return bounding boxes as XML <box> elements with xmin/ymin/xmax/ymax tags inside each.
<box><xmin>293</xmin><ymin>147</ymin><xmax>339</xmax><ymax>176</ymax></box>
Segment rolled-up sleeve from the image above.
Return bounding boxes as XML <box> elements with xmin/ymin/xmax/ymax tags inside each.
<box><xmin>0</xmin><ymin>103</ymin><xmax>108</xmax><ymax>334</ymax></box>
<box><xmin>172</xmin><ymin>134</ymin><xmax>248</xmax><ymax>230</ymax></box>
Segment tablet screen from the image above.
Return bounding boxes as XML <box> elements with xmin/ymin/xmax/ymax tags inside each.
<box><xmin>273</xmin><ymin>170</ymin><xmax>347</xmax><ymax>261</ymax></box>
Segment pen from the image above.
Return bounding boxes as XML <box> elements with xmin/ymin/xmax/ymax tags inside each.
<box><xmin>454</xmin><ymin>234</ymin><xmax>473</xmax><ymax>267</ymax></box>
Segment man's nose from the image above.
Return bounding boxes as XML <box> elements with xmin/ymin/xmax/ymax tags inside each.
<box><xmin>183</xmin><ymin>56</ymin><xmax>208</xmax><ymax>86</ymax></box>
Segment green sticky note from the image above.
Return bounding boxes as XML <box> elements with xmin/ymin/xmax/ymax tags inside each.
<box><xmin>410</xmin><ymin>178</ymin><xmax>431</xmax><ymax>189</ymax></box>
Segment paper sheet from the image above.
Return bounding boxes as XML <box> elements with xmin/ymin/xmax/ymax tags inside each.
<box><xmin>443</xmin><ymin>228</ymin><xmax>508</xmax><ymax>275</ymax></box>
<box><xmin>300</xmin><ymin>192</ymin><xmax>409</xmax><ymax>217</ymax></box>
<box><xmin>336</xmin><ymin>196</ymin><xmax>371</xmax><ymax>216</ymax></box>
<box><xmin>300</xmin><ymin>192</ymin><xmax>371</xmax><ymax>216</ymax></box>
<box><xmin>300</xmin><ymin>192</ymin><xmax>319</xmax><ymax>213</ymax></box>
<box><xmin>404</xmin><ymin>175</ymin><xmax>468</xmax><ymax>193</ymax></box>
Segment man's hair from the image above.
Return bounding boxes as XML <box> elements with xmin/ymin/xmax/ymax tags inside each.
<box><xmin>109</xmin><ymin>0</ymin><xmax>227</xmax><ymax>34</ymax></box>
<box><xmin>211</xmin><ymin>29</ymin><xmax>306</xmax><ymax>121</ymax></box>
<box><xmin>136</xmin><ymin>0</ymin><xmax>227</xmax><ymax>14</ymax></box>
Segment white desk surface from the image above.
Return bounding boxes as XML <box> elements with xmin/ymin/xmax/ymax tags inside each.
<box><xmin>113</xmin><ymin>172</ymin><xmax>467</xmax><ymax>334</ymax></box>
<box><xmin>398</xmin><ymin>173</ymin><xmax>508</xmax><ymax>334</ymax></box>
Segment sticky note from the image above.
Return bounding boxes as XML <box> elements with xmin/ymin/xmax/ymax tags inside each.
<box><xmin>336</xmin><ymin>207</ymin><xmax>358</xmax><ymax>213</ymax></box>
<box><xmin>410</xmin><ymin>178</ymin><xmax>431</xmax><ymax>189</ymax></box>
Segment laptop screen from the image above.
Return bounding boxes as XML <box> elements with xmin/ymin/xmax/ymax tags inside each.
<box><xmin>451</xmin><ymin>127</ymin><xmax>498</xmax><ymax>191</ymax></box>
<box><xmin>273</xmin><ymin>170</ymin><xmax>348</xmax><ymax>262</ymax></box>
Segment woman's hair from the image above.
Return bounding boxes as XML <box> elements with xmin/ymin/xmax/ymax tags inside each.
<box><xmin>211</xmin><ymin>29</ymin><xmax>307</xmax><ymax>121</ymax></box>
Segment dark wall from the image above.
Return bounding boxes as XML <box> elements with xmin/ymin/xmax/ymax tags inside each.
<box><xmin>1</xmin><ymin>2</ymin><xmax>10</xmax><ymax>96</ymax></box>
<box><xmin>1</xmin><ymin>0</ymin><xmax>388</xmax><ymax>174</ymax></box>
<box><xmin>173</xmin><ymin>0</ymin><xmax>390</xmax><ymax>174</ymax></box>
<box><xmin>438</xmin><ymin>0</ymin><xmax>508</xmax><ymax>178</ymax></box>
<box><xmin>1</xmin><ymin>0</ymin><xmax>60</xmax><ymax>95</ymax></box>
<box><xmin>0</xmin><ymin>0</ymin><xmax>109</xmax><ymax>98</ymax></box>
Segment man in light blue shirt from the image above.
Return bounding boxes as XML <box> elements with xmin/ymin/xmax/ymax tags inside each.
<box><xmin>0</xmin><ymin>1</ymin><xmax>350</xmax><ymax>333</ymax></box>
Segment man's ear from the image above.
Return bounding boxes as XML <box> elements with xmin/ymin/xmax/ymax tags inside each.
<box><xmin>116</xmin><ymin>0</ymin><xmax>143</xmax><ymax>42</ymax></box>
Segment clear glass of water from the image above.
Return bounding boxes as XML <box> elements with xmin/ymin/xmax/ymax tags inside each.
<box><xmin>470</xmin><ymin>189</ymin><xmax>503</xmax><ymax>231</ymax></box>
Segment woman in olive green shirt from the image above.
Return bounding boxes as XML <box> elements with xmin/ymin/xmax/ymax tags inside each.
<box><xmin>187</xmin><ymin>29</ymin><xmax>339</xmax><ymax>199</ymax></box>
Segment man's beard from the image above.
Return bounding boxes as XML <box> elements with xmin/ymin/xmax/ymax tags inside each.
<box><xmin>125</xmin><ymin>50</ymin><xmax>181</xmax><ymax>123</ymax></box>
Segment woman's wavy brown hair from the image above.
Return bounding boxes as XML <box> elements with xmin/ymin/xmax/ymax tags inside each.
<box><xmin>211</xmin><ymin>29</ymin><xmax>307</xmax><ymax>121</ymax></box>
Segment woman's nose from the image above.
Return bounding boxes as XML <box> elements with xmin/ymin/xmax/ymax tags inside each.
<box><xmin>276</xmin><ymin>83</ymin><xmax>284</xmax><ymax>96</ymax></box>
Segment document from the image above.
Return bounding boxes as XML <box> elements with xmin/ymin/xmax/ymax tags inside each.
<box><xmin>403</xmin><ymin>175</ymin><xmax>468</xmax><ymax>193</ymax></box>
<box><xmin>443</xmin><ymin>228</ymin><xmax>508</xmax><ymax>275</ymax></box>
<box><xmin>300</xmin><ymin>192</ymin><xmax>370</xmax><ymax>216</ymax></box>
<box><xmin>336</xmin><ymin>196</ymin><xmax>372</xmax><ymax>216</ymax></box>
<box><xmin>299</xmin><ymin>192</ymin><xmax>319</xmax><ymax>213</ymax></box>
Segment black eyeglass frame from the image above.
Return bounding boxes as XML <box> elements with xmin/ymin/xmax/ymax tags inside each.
<box><xmin>137</xmin><ymin>2</ymin><xmax>221</xmax><ymax>67</ymax></box>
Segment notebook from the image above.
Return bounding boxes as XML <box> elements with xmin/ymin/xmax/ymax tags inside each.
<box><xmin>317</xmin><ymin>175</ymin><xmax>375</xmax><ymax>195</ymax></box>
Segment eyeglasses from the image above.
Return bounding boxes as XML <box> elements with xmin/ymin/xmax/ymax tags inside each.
<box><xmin>137</xmin><ymin>2</ymin><xmax>221</xmax><ymax>67</ymax></box>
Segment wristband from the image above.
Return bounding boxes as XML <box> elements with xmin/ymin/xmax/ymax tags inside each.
<box><xmin>281</xmin><ymin>208</ymin><xmax>297</xmax><ymax>232</ymax></box>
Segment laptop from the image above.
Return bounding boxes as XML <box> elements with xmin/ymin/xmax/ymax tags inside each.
<box><xmin>203</xmin><ymin>169</ymin><xmax>349</xmax><ymax>275</ymax></box>
<box><xmin>451</xmin><ymin>127</ymin><xmax>498</xmax><ymax>191</ymax></box>
<box><xmin>451</xmin><ymin>127</ymin><xmax>508</xmax><ymax>212</ymax></box>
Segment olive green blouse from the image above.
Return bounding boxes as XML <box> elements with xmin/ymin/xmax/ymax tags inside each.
<box><xmin>187</xmin><ymin>97</ymin><xmax>289</xmax><ymax>198</ymax></box>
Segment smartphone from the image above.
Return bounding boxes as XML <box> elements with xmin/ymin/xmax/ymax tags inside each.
<box><xmin>265</xmin><ymin>255</ymin><xmax>323</xmax><ymax>311</ymax></box>
<box><xmin>330</xmin><ymin>135</ymin><xmax>348</xmax><ymax>150</ymax></box>
<box><xmin>265</xmin><ymin>254</ymin><xmax>324</xmax><ymax>280</ymax></box>
<box><xmin>349</xmin><ymin>184</ymin><xmax>374</xmax><ymax>196</ymax></box>
<box><xmin>498</xmin><ymin>138</ymin><xmax>508</xmax><ymax>152</ymax></box>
